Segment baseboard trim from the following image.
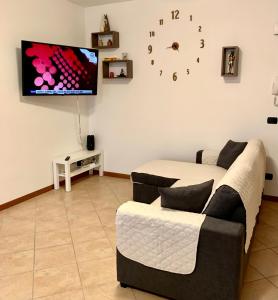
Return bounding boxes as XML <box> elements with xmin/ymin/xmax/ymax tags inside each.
<box><xmin>0</xmin><ymin>171</ymin><xmax>130</xmax><ymax>211</ymax></box>
<box><xmin>0</xmin><ymin>171</ymin><xmax>90</xmax><ymax>212</ymax></box>
<box><xmin>262</xmin><ymin>195</ymin><xmax>278</xmax><ymax>202</ymax></box>
<box><xmin>2</xmin><ymin>171</ymin><xmax>276</xmax><ymax>212</ymax></box>
<box><xmin>0</xmin><ymin>185</ymin><xmax>54</xmax><ymax>211</ymax></box>
<box><xmin>103</xmin><ymin>171</ymin><xmax>130</xmax><ymax>179</ymax></box>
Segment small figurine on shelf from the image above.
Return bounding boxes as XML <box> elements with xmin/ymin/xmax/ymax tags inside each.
<box><xmin>118</xmin><ymin>69</ymin><xmax>127</xmax><ymax>78</ymax></box>
<box><xmin>227</xmin><ymin>51</ymin><xmax>236</xmax><ymax>74</ymax></box>
<box><xmin>107</xmin><ymin>39</ymin><xmax>113</xmax><ymax>47</ymax></box>
<box><xmin>109</xmin><ymin>72</ymin><xmax>115</xmax><ymax>78</ymax></box>
<box><xmin>122</xmin><ymin>52</ymin><xmax>128</xmax><ymax>60</ymax></box>
<box><xmin>103</xmin><ymin>14</ymin><xmax>111</xmax><ymax>32</ymax></box>
<box><xmin>98</xmin><ymin>39</ymin><xmax>104</xmax><ymax>47</ymax></box>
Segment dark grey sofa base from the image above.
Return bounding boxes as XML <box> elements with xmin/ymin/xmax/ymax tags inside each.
<box><xmin>117</xmin><ymin>217</ymin><xmax>246</xmax><ymax>300</ymax></box>
<box><xmin>133</xmin><ymin>182</ymin><xmax>160</xmax><ymax>204</ymax></box>
<box><xmin>132</xmin><ymin>172</ymin><xmax>178</xmax><ymax>204</ymax></box>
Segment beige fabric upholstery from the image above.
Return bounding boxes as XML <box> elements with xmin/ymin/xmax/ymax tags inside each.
<box><xmin>133</xmin><ymin>160</ymin><xmax>226</xmax><ymax>185</ymax></box>
<box><xmin>212</xmin><ymin>139</ymin><xmax>266</xmax><ymax>251</ymax></box>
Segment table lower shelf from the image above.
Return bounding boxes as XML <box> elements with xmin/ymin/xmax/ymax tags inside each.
<box><xmin>58</xmin><ymin>163</ymin><xmax>99</xmax><ymax>177</ymax></box>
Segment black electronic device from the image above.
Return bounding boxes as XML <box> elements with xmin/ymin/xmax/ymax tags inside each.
<box><xmin>267</xmin><ymin>117</ymin><xmax>278</xmax><ymax>124</ymax></box>
<box><xmin>87</xmin><ymin>135</ymin><xmax>95</xmax><ymax>151</ymax></box>
<box><xmin>21</xmin><ymin>40</ymin><xmax>99</xmax><ymax>96</ymax></box>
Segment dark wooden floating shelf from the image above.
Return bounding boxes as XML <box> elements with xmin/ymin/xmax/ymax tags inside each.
<box><xmin>91</xmin><ymin>31</ymin><xmax>119</xmax><ymax>49</ymax></box>
<box><xmin>103</xmin><ymin>60</ymin><xmax>129</xmax><ymax>63</ymax></box>
<box><xmin>103</xmin><ymin>60</ymin><xmax>133</xmax><ymax>79</ymax></box>
<box><xmin>104</xmin><ymin>77</ymin><xmax>132</xmax><ymax>80</ymax></box>
<box><xmin>97</xmin><ymin>46</ymin><xmax>116</xmax><ymax>49</ymax></box>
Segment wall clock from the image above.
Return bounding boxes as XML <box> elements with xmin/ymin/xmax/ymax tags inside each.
<box><xmin>147</xmin><ymin>9</ymin><xmax>206</xmax><ymax>82</ymax></box>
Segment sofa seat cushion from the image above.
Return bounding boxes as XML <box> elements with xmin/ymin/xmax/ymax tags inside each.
<box><xmin>132</xmin><ymin>160</ymin><xmax>227</xmax><ymax>187</ymax></box>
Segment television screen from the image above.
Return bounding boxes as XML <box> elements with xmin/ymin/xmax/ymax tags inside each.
<box><xmin>21</xmin><ymin>40</ymin><xmax>98</xmax><ymax>96</ymax></box>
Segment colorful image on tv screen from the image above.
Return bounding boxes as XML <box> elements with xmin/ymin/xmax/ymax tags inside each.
<box><xmin>22</xmin><ymin>41</ymin><xmax>98</xmax><ymax>96</ymax></box>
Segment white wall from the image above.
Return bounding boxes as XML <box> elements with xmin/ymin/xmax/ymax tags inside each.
<box><xmin>0</xmin><ymin>0</ymin><xmax>90</xmax><ymax>204</ymax></box>
<box><xmin>85</xmin><ymin>0</ymin><xmax>278</xmax><ymax>196</ymax></box>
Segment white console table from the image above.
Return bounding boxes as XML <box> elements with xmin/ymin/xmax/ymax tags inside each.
<box><xmin>53</xmin><ymin>150</ymin><xmax>104</xmax><ymax>192</ymax></box>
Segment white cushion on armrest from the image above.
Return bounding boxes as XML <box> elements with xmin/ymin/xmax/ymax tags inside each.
<box><xmin>116</xmin><ymin>201</ymin><xmax>205</xmax><ymax>274</ymax></box>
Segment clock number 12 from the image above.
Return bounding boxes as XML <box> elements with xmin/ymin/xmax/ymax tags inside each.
<box><xmin>171</xmin><ymin>10</ymin><xmax>180</xmax><ymax>20</ymax></box>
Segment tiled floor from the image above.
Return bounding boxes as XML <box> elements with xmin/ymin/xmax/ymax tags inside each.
<box><xmin>0</xmin><ymin>176</ymin><xmax>278</xmax><ymax>299</ymax></box>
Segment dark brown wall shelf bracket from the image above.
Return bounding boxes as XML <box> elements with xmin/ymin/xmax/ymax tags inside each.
<box><xmin>91</xmin><ymin>31</ymin><xmax>120</xmax><ymax>49</ymax></box>
<box><xmin>103</xmin><ymin>60</ymin><xmax>133</xmax><ymax>79</ymax></box>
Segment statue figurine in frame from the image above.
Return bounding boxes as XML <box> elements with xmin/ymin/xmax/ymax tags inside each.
<box><xmin>227</xmin><ymin>51</ymin><xmax>236</xmax><ymax>74</ymax></box>
<box><xmin>221</xmin><ymin>46</ymin><xmax>240</xmax><ymax>77</ymax></box>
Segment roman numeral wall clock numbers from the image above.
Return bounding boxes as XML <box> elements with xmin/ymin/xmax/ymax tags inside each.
<box><xmin>147</xmin><ymin>8</ymin><xmax>206</xmax><ymax>82</ymax></box>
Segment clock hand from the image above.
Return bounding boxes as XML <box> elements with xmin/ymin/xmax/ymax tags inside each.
<box><xmin>166</xmin><ymin>42</ymin><xmax>180</xmax><ymax>51</ymax></box>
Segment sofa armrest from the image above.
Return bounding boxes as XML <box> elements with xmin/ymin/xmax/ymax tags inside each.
<box><xmin>196</xmin><ymin>149</ymin><xmax>220</xmax><ymax>165</ymax></box>
<box><xmin>116</xmin><ymin>203</ymin><xmax>246</xmax><ymax>300</ymax></box>
<box><xmin>116</xmin><ymin>201</ymin><xmax>206</xmax><ymax>274</ymax></box>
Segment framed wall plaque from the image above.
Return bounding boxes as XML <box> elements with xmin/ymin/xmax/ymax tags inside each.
<box><xmin>221</xmin><ymin>46</ymin><xmax>239</xmax><ymax>77</ymax></box>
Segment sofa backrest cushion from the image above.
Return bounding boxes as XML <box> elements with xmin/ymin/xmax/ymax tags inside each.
<box><xmin>203</xmin><ymin>185</ymin><xmax>246</xmax><ymax>225</ymax></box>
<box><xmin>217</xmin><ymin>140</ymin><xmax>248</xmax><ymax>169</ymax></box>
<box><xmin>159</xmin><ymin>179</ymin><xmax>214</xmax><ymax>213</ymax></box>
<box><xmin>196</xmin><ymin>149</ymin><xmax>220</xmax><ymax>165</ymax></box>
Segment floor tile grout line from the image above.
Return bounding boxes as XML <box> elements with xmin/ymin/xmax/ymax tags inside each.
<box><xmin>62</xmin><ymin>192</ymin><xmax>87</xmax><ymax>300</ymax></box>
<box><xmin>84</xmin><ymin>177</ymin><xmax>125</xmax><ymax>276</ymax></box>
<box><xmin>266</xmin><ymin>274</ymin><xmax>278</xmax><ymax>280</ymax></box>
<box><xmin>248</xmin><ymin>261</ymin><xmax>268</xmax><ymax>279</ymax></box>
<box><xmin>0</xmin><ymin>270</ymin><xmax>34</xmax><ymax>280</ymax></box>
<box><xmin>34</xmin><ymin>242</ymin><xmax>73</xmax><ymax>252</ymax></box>
<box><xmin>244</xmin><ymin>277</ymin><xmax>266</xmax><ymax>284</ymax></box>
<box><xmin>264</xmin><ymin>277</ymin><xmax>278</xmax><ymax>289</ymax></box>
<box><xmin>0</xmin><ymin>247</ymin><xmax>36</xmax><ymax>257</ymax></box>
<box><xmin>84</xmin><ymin>177</ymin><xmax>119</xmax><ymax>249</ymax></box>
<box><xmin>89</xmin><ymin>206</ymin><xmax>115</xmax><ymax>249</ymax></box>
<box><xmin>253</xmin><ymin>235</ymin><xmax>277</xmax><ymax>249</ymax></box>
<box><xmin>32</xmin><ymin>288</ymin><xmax>83</xmax><ymax>300</ymax></box>
<box><xmin>131</xmin><ymin>288</ymin><xmax>138</xmax><ymax>300</ymax></box>
<box><xmin>103</xmin><ymin>177</ymin><xmax>126</xmax><ymax>205</ymax></box>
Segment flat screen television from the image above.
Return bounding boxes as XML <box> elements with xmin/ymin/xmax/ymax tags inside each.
<box><xmin>21</xmin><ymin>40</ymin><xmax>99</xmax><ymax>96</ymax></box>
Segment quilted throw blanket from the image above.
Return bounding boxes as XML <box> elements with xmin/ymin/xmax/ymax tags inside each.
<box><xmin>213</xmin><ymin>139</ymin><xmax>266</xmax><ymax>252</ymax></box>
<box><xmin>116</xmin><ymin>201</ymin><xmax>205</xmax><ymax>274</ymax></box>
